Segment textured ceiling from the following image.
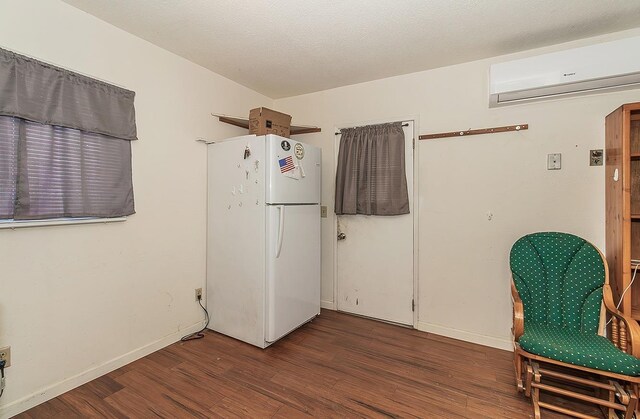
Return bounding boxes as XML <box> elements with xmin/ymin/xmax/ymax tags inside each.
<box><xmin>62</xmin><ymin>0</ymin><xmax>640</xmax><ymax>99</ymax></box>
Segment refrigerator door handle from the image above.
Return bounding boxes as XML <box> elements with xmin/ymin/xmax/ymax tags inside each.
<box><xmin>276</xmin><ymin>205</ymin><xmax>285</xmax><ymax>258</ymax></box>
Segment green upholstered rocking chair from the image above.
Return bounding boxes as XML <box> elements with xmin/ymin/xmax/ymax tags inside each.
<box><xmin>510</xmin><ymin>232</ymin><xmax>640</xmax><ymax>418</ymax></box>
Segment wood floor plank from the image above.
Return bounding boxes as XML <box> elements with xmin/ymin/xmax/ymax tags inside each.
<box><xmin>54</xmin><ymin>375</ymin><xmax>128</xmax><ymax>418</ymax></box>
<box><xmin>209</xmin><ymin>396</ymin><xmax>281</xmax><ymax>418</ymax></box>
<box><xmin>270</xmin><ymin>404</ymin><xmax>313</xmax><ymax>418</ymax></box>
<box><xmin>14</xmin><ymin>397</ymin><xmax>74</xmax><ymax>419</ymax></box>
<box><xmin>114</xmin><ymin>370</ymin><xmax>215</xmax><ymax>418</ymax></box>
<box><xmin>103</xmin><ymin>386</ymin><xmax>172</xmax><ymax>418</ymax></box>
<box><xmin>16</xmin><ymin>309</ymin><xmax>602</xmax><ymax>418</ymax></box>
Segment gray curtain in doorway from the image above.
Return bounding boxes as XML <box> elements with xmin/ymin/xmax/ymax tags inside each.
<box><xmin>335</xmin><ymin>122</ymin><xmax>409</xmax><ymax>216</ymax></box>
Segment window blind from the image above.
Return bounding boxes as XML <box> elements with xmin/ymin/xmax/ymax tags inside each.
<box><xmin>0</xmin><ymin>117</ymin><xmax>18</xmax><ymax>219</ymax></box>
<box><xmin>0</xmin><ymin>116</ymin><xmax>134</xmax><ymax>220</ymax></box>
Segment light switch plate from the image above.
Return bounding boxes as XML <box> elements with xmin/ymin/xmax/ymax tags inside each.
<box><xmin>547</xmin><ymin>153</ymin><xmax>562</xmax><ymax>170</ymax></box>
<box><xmin>321</xmin><ymin>206</ymin><xmax>328</xmax><ymax>218</ymax></box>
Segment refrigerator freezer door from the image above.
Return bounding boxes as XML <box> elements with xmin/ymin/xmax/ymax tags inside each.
<box><xmin>265</xmin><ymin>135</ymin><xmax>321</xmax><ymax>204</ymax></box>
<box><xmin>266</xmin><ymin>204</ymin><xmax>321</xmax><ymax>343</ymax></box>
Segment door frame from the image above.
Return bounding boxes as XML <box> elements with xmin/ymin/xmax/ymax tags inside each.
<box><xmin>332</xmin><ymin>115</ymin><xmax>420</xmax><ymax>328</ymax></box>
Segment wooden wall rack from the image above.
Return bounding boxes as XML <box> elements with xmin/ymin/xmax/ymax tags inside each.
<box><xmin>420</xmin><ymin>124</ymin><xmax>528</xmax><ymax>140</ymax></box>
<box><xmin>212</xmin><ymin>113</ymin><xmax>321</xmax><ymax>135</ymax></box>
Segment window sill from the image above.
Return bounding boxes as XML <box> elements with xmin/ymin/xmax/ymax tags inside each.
<box><xmin>0</xmin><ymin>217</ymin><xmax>127</xmax><ymax>230</ymax></box>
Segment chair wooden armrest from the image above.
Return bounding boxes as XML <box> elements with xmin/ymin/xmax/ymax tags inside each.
<box><xmin>511</xmin><ymin>276</ymin><xmax>524</xmax><ymax>342</ymax></box>
<box><xmin>603</xmin><ymin>283</ymin><xmax>640</xmax><ymax>358</ymax></box>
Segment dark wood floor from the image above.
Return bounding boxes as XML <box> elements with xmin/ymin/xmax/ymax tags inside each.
<box><xmin>17</xmin><ymin>310</ymin><xmax>596</xmax><ymax>418</ymax></box>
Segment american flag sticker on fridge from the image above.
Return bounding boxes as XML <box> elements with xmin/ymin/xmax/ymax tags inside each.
<box><xmin>279</xmin><ymin>156</ymin><xmax>295</xmax><ymax>173</ymax></box>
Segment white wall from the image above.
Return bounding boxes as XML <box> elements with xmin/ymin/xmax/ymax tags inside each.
<box><xmin>275</xmin><ymin>28</ymin><xmax>640</xmax><ymax>351</ymax></box>
<box><xmin>0</xmin><ymin>1</ymin><xmax>271</xmax><ymax>416</ymax></box>
<box><xmin>2</xmin><ymin>2</ymin><xmax>640</xmax><ymax>416</ymax></box>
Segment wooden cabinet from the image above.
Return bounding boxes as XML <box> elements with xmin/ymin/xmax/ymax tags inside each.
<box><xmin>606</xmin><ymin>102</ymin><xmax>640</xmax><ymax>320</ymax></box>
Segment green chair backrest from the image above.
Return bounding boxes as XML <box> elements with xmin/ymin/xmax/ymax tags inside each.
<box><xmin>510</xmin><ymin>232</ymin><xmax>605</xmax><ymax>334</ymax></box>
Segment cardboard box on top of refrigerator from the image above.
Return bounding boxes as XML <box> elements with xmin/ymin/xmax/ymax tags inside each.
<box><xmin>249</xmin><ymin>107</ymin><xmax>292</xmax><ymax>138</ymax></box>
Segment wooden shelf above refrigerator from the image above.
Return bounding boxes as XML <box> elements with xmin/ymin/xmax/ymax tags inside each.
<box><xmin>212</xmin><ymin>113</ymin><xmax>321</xmax><ymax>135</ymax></box>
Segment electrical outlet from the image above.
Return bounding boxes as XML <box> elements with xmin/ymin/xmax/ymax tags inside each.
<box><xmin>547</xmin><ymin>153</ymin><xmax>562</xmax><ymax>170</ymax></box>
<box><xmin>0</xmin><ymin>346</ymin><xmax>11</xmax><ymax>368</ymax></box>
<box><xmin>195</xmin><ymin>288</ymin><xmax>203</xmax><ymax>301</ymax></box>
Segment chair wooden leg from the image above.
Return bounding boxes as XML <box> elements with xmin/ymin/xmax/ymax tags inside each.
<box><xmin>514</xmin><ymin>350</ymin><xmax>524</xmax><ymax>392</ymax></box>
<box><xmin>606</xmin><ymin>381</ymin><xmax>617</xmax><ymax>419</ymax></box>
<box><xmin>608</xmin><ymin>387</ymin><xmax>616</xmax><ymax>419</ymax></box>
<box><xmin>531</xmin><ymin>362</ymin><xmax>542</xmax><ymax>419</ymax></box>
<box><xmin>624</xmin><ymin>392</ymin><xmax>637</xmax><ymax>419</ymax></box>
<box><xmin>597</xmin><ymin>384</ymin><xmax>622</xmax><ymax>419</ymax></box>
<box><xmin>525</xmin><ymin>362</ymin><xmax>533</xmax><ymax>398</ymax></box>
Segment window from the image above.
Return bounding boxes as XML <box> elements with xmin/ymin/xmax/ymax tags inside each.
<box><xmin>0</xmin><ymin>116</ymin><xmax>134</xmax><ymax>221</ymax></box>
<box><xmin>0</xmin><ymin>47</ymin><xmax>137</xmax><ymax>225</ymax></box>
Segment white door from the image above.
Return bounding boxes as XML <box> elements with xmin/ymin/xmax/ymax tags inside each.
<box><xmin>266</xmin><ymin>204</ymin><xmax>321</xmax><ymax>342</ymax></box>
<box><xmin>336</xmin><ymin>121</ymin><xmax>414</xmax><ymax>325</ymax></box>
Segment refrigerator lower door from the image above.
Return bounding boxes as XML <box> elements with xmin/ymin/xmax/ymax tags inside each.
<box><xmin>266</xmin><ymin>204</ymin><xmax>321</xmax><ymax>343</ymax></box>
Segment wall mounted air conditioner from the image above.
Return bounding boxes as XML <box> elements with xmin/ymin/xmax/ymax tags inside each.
<box><xmin>489</xmin><ymin>36</ymin><xmax>640</xmax><ymax>107</ymax></box>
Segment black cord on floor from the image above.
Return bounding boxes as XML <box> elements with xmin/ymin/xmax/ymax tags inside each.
<box><xmin>0</xmin><ymin>359</ymin><xmax>6</xmax><ymax>398</ymax></box>
<box><xmin>181</xmin><ymin>297</ymin><xmax>210</xmax><ymax>342</ymax></box>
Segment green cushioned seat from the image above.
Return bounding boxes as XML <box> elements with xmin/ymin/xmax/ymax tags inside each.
<box><xmin>519</xmin><ymin>323</ymin><xmax>640</xmax><ymax>376</ymax></box>
<box><xmin>510</xmin><ymin>232</ymin><xmax>640</xmax><ymax>376</ymax></box>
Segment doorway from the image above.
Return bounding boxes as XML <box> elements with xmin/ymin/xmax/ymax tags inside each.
<box><xmin>335</xmin><ymin>121</ymin><xmax>415</xmax><ymax>325</ymax></box>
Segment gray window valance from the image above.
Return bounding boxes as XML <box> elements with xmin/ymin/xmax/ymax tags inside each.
<box><xmin>0</xmin><ymin>47</ymin><xmax>137</xmax><ymax>141</ymax></box>
<box><xmin>335</xmin><ymin>122</ymin><xmax>409</xmax><ymax>216</ymax></box>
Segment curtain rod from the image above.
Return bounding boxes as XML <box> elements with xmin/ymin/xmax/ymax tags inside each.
<box><xmin>335</xmin><ymin>122</ymin><xmax>409</xmax><ymax>135</ymax></box>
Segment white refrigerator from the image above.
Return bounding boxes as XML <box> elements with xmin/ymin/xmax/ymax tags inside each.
<box><xmin>206</xmin><ymin>134</ymin><xmax>321</xmax><ymax>348</ymax></box>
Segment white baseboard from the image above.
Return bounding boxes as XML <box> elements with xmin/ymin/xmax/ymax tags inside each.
<box><xmin>320</xmin><ymin>300</ymin><xmax>336</xmax><ymax>310</ymax></box>
<box><xmin>417</xmin><ymin>321</ymin><xmax>512</xmax><ymax>351</ymax></box>
<box><xmin>0</xmin><ymin>322</ymin><xmax>203</xmax><ymax>419</ymax></box>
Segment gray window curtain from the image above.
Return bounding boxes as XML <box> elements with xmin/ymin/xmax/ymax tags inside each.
<box><xmin>335</xmin><ymin>122</ymin><xmax>409</xmax><ymax>216</ymax></box>
<box><xmin>0</xmin><ymin>48</ymin><xmax>136</xmax><ymax>220</ymax></box>
<box><xmin>0</xmin><ymin>48</ymin><xmax>137</xmax><ymax>140</ymax></box>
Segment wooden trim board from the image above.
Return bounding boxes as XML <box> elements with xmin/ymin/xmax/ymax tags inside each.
<box><xmin>420</xmin><ymin>124</ymin><xmax>528</xmax><ymax>140</ymax></box>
